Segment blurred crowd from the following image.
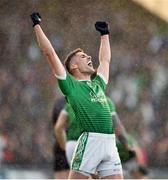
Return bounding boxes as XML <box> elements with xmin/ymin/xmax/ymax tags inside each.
<box><xmin>108</xmin><ymin>36</ymin><xmax>168</xmax><ymax>167</ymax></box>
<box><xmin>0</xmin><ymin>0</ymin><xmax>168</xmax><ymax>168</ymax></box>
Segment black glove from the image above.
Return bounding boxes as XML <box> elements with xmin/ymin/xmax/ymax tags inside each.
<box><xmin>95</xmin><ymin>21</ymin><xmax>109</xmax><ymax>36</ymax></box>
<box><xmin>30</xmin><ymin>12</ymin><xmax>41</xmax><ymax>27</ymax></box>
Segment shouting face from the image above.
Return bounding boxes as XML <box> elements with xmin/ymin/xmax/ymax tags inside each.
<box><xmin>70</xmin><ymin>51</ymin><xmax>95</xmax><ymax>75</ymax></box>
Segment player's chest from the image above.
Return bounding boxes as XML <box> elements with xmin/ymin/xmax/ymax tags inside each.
<box><xmin>76</xmin><ymin>82</ymin><xmax>106</xmax><ymax>103</ymax></box>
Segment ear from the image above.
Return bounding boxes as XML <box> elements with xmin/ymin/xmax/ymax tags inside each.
<box><xmin>71</xmin><ymin>63</ymin><xmax>78</xmax><ymax>70</ymax></box>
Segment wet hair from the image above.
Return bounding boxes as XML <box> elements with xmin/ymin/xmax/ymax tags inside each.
<box><xmin>64</xmin><ymin>48</ymin><xmax>83</xmax><ymax>74</ymax></box>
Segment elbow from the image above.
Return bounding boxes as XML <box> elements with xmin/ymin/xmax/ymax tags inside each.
<box><xmin>42</xmin><ymin>48</ymin><xmax>55</xmax><ymax>57</ymax></box>
<box><xmin>55</xmin><ymin>124</ymin><xmax>64</xmax><ymax>135</ymax></box>
<box><xmin>38</xmin><ymin>41</ymin><xmax>55</xmax><ymax>57</ymax></box>
<box><xmin>107</xmin><ymin>57</ymin><xmax>111</xmax><ymax>63</ymax></box>
<box><xmin>55</xmin><ymin>124</ymin><xmax>60</xmax><ymax>133</ymax></box>
<box><xmin>54</xmin><ymin>124</ymin><xmax>60</xmax><ymax>136</ymax></box>
<box><xmin>108</xmin><ymin>53</ymin><xmax>111</xmax><ymax>62</ymax></box>
<box><xmin>100</xmin><ymin>54</ymin><xmax>111</xmax><ymax>63</ymax></box>
<box><xmin>100</xmin><ymin>58</ymin><xmax>111</xmax><ymax>64</ymax></box>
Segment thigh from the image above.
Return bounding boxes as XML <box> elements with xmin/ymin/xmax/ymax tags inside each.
<box><xmin>68</xmin><ymin>170</ymin><xmax>89</xmax><ymax>179</ymax></box>
<box><xmin>102</xmin><ymin>174</ymin><xmax>123</xmax><ymax>179</ymax></box>
<box><xmin>71</xmin><ymin>133</ymin><xmax>103</xmax><ymax>175</ymax></box>
<box><xmin>98</xmin><ymin>140</ymin><xmax>123</xmax><ymax>178</ymax></box>
<box><xmin>54</xmin><ymin>170</ymin><xmax>69</xmax><ymax>179</ymax></box>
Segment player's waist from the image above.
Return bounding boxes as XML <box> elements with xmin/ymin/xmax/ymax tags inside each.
<box><xmin>85</xmin><ymin>132</ymin><xmax>116</xmax><ymax>139</ymax></box>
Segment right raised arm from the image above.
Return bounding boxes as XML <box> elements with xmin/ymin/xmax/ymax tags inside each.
<box><xmin>31</xmin><ymin>12</ymin><xmax>66</xmax><ymax>79</ymax></box>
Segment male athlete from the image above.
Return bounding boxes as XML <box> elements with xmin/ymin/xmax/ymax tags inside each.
<box><xmin>30</xmin><ymin>12</ymin><xmax>123</xmax><ymax>179</ymax></box>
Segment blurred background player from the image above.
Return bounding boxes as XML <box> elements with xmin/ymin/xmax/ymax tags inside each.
<box><xmin>52</xmin><ymin>98</ymin><xmax>69</xmax><ymax>179</ymax></box>
<box><xmin>55</xmin><ymin>102</ymin><xmax>81</xmax><ymax>166</ymax></box>
<box><xmin>115</xmin><ymin>134</ymin><xmax>148</xmax><ymax>179</ymax></box>
<box><xmin>110</xmin><ymin>98</ymin><xmax>149</xmax><ymax>179</ymax></box>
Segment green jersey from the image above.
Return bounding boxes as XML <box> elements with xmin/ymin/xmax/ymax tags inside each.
<box><xmin>64</xmin><ymin>103</ymin><xmax>81</xmax><ymax>141</ymax></box>
<box><xmin>106</xmin><ymin>97</ymin><xmax>116</xmax><ymax>115</ymax></box>
<box><xmin>58</xmin><ymin>73</ymin><xmax>113</xmax><ymax>134</ymax></box>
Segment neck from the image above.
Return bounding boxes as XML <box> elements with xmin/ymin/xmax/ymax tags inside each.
<box><xmin>73</xmin><ymin>72</ymin><xmax>91</xmax><ymax>81</ymax></box>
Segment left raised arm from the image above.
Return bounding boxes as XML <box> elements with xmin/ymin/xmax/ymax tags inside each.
<box><xmin>95</xmin><ymin>22</ymin><xmax>111</xmax><ymax>83</ymax></box>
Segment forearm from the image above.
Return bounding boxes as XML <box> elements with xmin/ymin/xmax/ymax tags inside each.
<box><xmin>34</xmin><ymin>25</ymin><xmax>53</xmax><ymax>52</ymax></box>
<box><xmin>34</xmin><ymin>25</ymin><xmax>65</xmax><ymax>77</ymax></box>
<box><xmin>99</xmin><ymin>35</ymin><xmax>111</xmax><ymax>63</ymax></box>
<box><xmin>55</xmin><ymin>128</ymin><xmax>67</xmax><ymax>150</ymax></box>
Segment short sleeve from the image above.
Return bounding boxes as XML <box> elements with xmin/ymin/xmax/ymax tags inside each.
<box><xmin>92</xmin><ymin>74</ymin><xmax>107</xmax><ymax>92</ymax></box>
<box><xmin>62</xmin><ymin>104</ymin><xmax>69</xmax><ymax>116</ymax></box>
<box><xmin>57</xmin><ymin>73</ymin><xmax>78</xmax><ymax>95</ymax></box>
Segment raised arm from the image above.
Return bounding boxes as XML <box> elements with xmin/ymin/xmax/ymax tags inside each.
<box><xmin>30</xmin><ymin>12</ymin><xmax>66</xmax><ymax>79</ymax></box>
<box><xmin>95</xmin><ymin>22</ymin><xmax>111</xmax><ymax>83</ymax></box>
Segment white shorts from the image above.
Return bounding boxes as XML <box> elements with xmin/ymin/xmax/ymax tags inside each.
<box><xmin>71</xmin><ymin>132</ymin><xmax>123</xmax><ymax>177</ymax></box>
<box><xmin>66</xmin><ymin>140</ymin><xmax>77</xmax><ymax>166</ymax></box>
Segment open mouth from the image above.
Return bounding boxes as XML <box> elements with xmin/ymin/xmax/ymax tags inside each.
<box><xmin>87</xmin><ymin>60</ymin><xmax>93</xmax><ymax>67</ymax></box>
